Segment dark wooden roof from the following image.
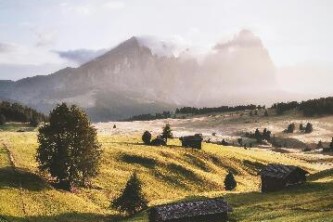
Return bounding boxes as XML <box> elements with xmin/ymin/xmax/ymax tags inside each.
<box><xmin>180</xmin><ymin>134</ymin><xmax>203</xmax><ymax>142</ymax></box>
<box><xmin>150</xmin><ymin>197</ymin><xmax>232</xmax><ymax>221</ymax></box>
<box><xmin>260</xmin><ymin>164</ymin><xmax>309</xmax><ymax>179</ymax></box>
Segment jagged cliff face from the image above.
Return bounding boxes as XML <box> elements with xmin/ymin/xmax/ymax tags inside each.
<box><xmin>0</xmin><ymin>31</ymin><xmax>278</xmax><ymax>121</ymax></box>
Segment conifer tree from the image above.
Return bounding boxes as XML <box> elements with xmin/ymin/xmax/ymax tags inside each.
<box><xmin>112</xmin><ymin>172</ymin><xmax>148</xmax><ymax>215</ymax></box>
<box><xmin>224</xmin><ymin>171</ymin><xmax>237</xmax><ymax>191</ymax></box>
<box><xmin>162</xmin><ymin>123</ymin><xmax>173</xmax><ymax>144</ymax></box>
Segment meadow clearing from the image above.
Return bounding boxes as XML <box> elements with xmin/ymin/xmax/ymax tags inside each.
<box><xmin>0</xmin><ymin>118</ymin><xmax>333</xmax><ymax>222</ymax></box>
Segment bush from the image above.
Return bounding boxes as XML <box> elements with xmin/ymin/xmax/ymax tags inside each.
<box><xmin>305</xmin><ymin>123</ymin><xmax>313</xmax><ymax>133</ymax></box>
<box><xmin>36</xmin><ymin>103</ymin><xmax>102</xmax><ymax>190</ymax></box>
<box><xmin>142</xmin><ymin>131</ymin><xmax>152</xmax><ymax>145</ymax></box>
<box><xmin>112</xmin><ymin>172</ymin><xmax>148</xmax><ymax>215</ymax></box>
<box><xmin>224</xmin><ymin>171</ymin><xmax>237</xmax><ymax>191</ymax></box>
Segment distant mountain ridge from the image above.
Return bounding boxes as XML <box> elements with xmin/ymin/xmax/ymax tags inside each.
<box><xmin>0</xmin><ymin>31</ymin><xmax>291</xmax><ymax>121</ymax></box>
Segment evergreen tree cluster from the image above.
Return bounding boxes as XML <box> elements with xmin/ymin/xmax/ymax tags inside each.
<box><xmin>126</xmin><ymin>111</ymin><xmax>172</xmax><ymax>121</ymax></box>
<box><xmin>0</xmin><ymin>101</ymin><xmax>47</xmax><ymax>125</ymax></box>
<box><xmin>272</xmin><ymin>97</ymin><xmax>333</xmax><ymax>116</ymax></box>
<box><xmin>175</xmin><ymin>104</ymin><xmax>258</xmax><ymax>115</ymax></box>
<box><xmin>246</xmin><ymin>128</ymin><xmax>271</xmax><ymax>143</ymax></box>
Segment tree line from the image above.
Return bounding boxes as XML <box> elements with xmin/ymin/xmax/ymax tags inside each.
<box><xmin>125</xmin><ymin>111</ymin><xmax>172</xmax><ymax>121</ymax></box>
<box><xmin>272</xmin><ymin>97</ymin><xmax>333</xmax><ymax>116</ymax></box>
<box><xmin>175</xmin><ymin>104</ymin><xmax>258</xmax><ymax>115</ymax></box>
<box><xmin>0</xmin><ymin>101</ymin><xmax>47</xmax><ymax>126</ymax></box>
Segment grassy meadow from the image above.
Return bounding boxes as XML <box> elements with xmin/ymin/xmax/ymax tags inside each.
<box><xmin>0</xmin><ymin>129</ymin><xmax>333</xmax><ymax>221</ymax></box>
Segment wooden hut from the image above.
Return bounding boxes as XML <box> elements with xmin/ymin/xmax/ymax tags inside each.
<box><xmin>260</xmin><ymin>164</ymin><xmax>309</xmax><ymax>192</ymax></box>
<box><xmin>179</xmin><ymin>134</ymin><xmax>203</xmax><ymax>149</ymax></box>
<box><xmin>149</xmin><ymin>197</ymin><xmax>232</xmax><ymax>222</ymax></box>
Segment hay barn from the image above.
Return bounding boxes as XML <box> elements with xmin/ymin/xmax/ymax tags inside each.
<box><xmin>179</xmin><ymin>134</ymin><xmax>203</xmax><ymax>149</ymax></box>
<box><xmin>149</xmin><ymin>197</ymin><xmax>232</xmax><ymax>222</ymax></box>
<box><xmin>260</xmin><ymin>164</ymin><xmax>309</xmax><ymax>192</ymax></box>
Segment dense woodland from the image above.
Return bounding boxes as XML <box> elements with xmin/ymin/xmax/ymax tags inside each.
<box><xmin>0</xmin><ymin>101</ymin><xmax>47</xmax><ymax>125</ymax></box>
<box><xmin>125</xmin><ymin>111</ymin><xmax>172</xmax><ymax>121</ymax></box>
<box><xmin>175</xmin><ymin>105</ymin><xmax>258</xmax><ymax>115</ymax></box>
<box><xmin>272</xmin><ymin>97</ymin><xmax>333</xmax><ymax>116</ymax></box>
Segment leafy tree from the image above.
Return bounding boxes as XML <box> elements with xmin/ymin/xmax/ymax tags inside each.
<box><xmin>36</xmin><ymin>103</ymin><xmax>102</xmax><ymax>190</ymax></box>
<box><xmin>0</xmin><ymin>114</ymin><xmax>6</xmax><ymax>125</ymax></box>
<box><xmin>112</xmin><ymin>172</ymin><xmax>148</xmax><ymax>215</ymax></box>
<box><xmin>224</xmin><ymin>171</ymin><xmax>237</xmax><ymax>191</ymax></box>
<box><xmin>162</xmin><ymin>124</ymin><xmax>173</xmax><ymax>144</ymax></box>
<box><xmin>142</xmin><ymin>131</ymin><xmax>152</xmax><ymax>145</ymax></box>
<box><xmin>305</xmin><ymin>123</ymin><xmax>313</xmax><ymax>133</ymax></box>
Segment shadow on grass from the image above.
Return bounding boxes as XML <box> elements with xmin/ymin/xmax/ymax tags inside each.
<box><xmin>0</xmin><ymin>166</ymin><xmax>49</xmax><ymax>191</ymax></box>
<box><xmin>120</xmin><ymin>154</ymin><xmax>157</xmax><ymax>169</ymax></box>
<box><xmin>0</xmin><ymin>212</ymin><xmax>127</xmax><ymax>222</ymax></box>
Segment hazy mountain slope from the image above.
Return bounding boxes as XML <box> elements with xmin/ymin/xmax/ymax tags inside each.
<box><xmin>0</xmin><ymin>31</ymin><xmax>281</xmax><ymax>121</ymax></box>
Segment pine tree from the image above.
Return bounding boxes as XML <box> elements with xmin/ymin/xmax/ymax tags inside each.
<box><xmin>112</xmin><ymin>172</ymin><xmax>148</xmax><ymax>215</ymax></box>
<box><xmin>224</xmin><ymin>171</ymin><xmax>237</xmax><ymax>191</ymax></box>
<box><xmin>142</xmin><ymin>131</ymin><xmax>152</xmax><ymax>145</ymax></box>
<box><xmin>305</xmin><ymin>123</ymin><xmax>313</xmax><ymax>133</ymax></box>
<box><xmin>0</xmin><ymin>114</ymin><xmax>6</xmax><ymax>125</ymax></box>
<box><xmin>36</xmin><ymin>103</ymin><xmax>102</xmax><ymax>190</ymax></box>
<box><xmin>162</xmin><ymin>124</ymin><xmax>173</xmax><ymax>144</ymax></box>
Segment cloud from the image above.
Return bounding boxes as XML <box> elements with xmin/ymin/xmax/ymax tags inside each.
<box><xmin>35</xmin><ymin>29</ymin><xmax>58</xmax><ymax>47</ymax></box>
<box><xmin>0</xmin><ymin>41</ymin><xmax>66</xmax><ymax>66</ymax></box>
<box><xmin>55</xmin><ymin>49</ymin><xmax>107</xmax><ymax>65</ymax></box>
<box><xmin>214</xmin><ymin>29</ymin><xmax>263</xmax><ymax>51</ymax></box>
<box><xmin>60</xmin><ymin>0</ymin><xmax>125</xmax><ymax>16</ymax></box>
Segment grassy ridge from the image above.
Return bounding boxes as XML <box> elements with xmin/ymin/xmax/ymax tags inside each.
<box><xmin>0</xmin><ymin>132</ymin><xmax>332</xmax><ymax>221</ymax></box>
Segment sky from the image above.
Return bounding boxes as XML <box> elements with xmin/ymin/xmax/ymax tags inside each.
<box><xmin>0</xmin><ymin>0</ymin><xmax>333</xmax><ymax>94</ymax></box>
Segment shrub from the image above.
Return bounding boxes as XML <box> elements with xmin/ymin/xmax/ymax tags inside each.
<box><xmin>142</xmin><ymin>131</ymin><xmax>152</xmax><ymax>145</ymax></box>
<box><xmin>112</xmin><ymin>172</ymin><xmax>148</xmax><ymax>215</ymax></box>
<box><xmin>36</xmin><ymin>103</ymin><xmax>102</xmax><ymax>190</ymax></box>
<box><xmin>305</xmin><ymin>123</ymin><xmax>313</xmax><ymax>133</ymax></box>
<box><xmin>224</xmin><ymin>171</ymin><xmax>237</xmax><ymax>191</ymax></box>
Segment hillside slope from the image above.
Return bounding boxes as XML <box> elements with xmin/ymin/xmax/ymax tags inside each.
<box><xmin>0</xmin><ymin>132</ymin><xmax>332</xmax><ymax>221</ymax></box>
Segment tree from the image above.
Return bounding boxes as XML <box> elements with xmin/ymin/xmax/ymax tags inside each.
<box><xmin>305</xmin><ymin>123</ymin><xmax>313</xmax><ymax>133</ymax></box>
<box><xmin>112</xmin><ymin>172</ymin><xmax>148</xmax><ymax>215</ymax></box>
<box><xmin>286</xmin><ymin>123</ymin><xmax>295</xmax><ymax>133</ymax></box>
<box><xmin>224</xmin><ymin>171</ymin><xmax>237</xmax><ymax>191</ymax></box>
<box><xmin>36</xmin><ymin>103</ymin><xmax>102</xmax><ymax>190</ymax></box>
<box><xmin>264</xmin><ymin>110</ymin><xmax>269</xmax><ymax>117</ymax></box>
<box><xmin>299</xmin><ymin>123</ymin><xmax>305</xmax><ymax>131</ymax></box>
<box><xmin>0</xmin><ymin>114</ymin><xmax>6</xmax><ymax>125</ymax></box>
<box><xmin>254</xmin><ymin>128</ymin><xmax>262</xmax><ymax>143</ymax></box>
<box><xmin>162</xmin><ymin>124</ymin><xmax>173</xmax><ymax>144</ymax></box>
<box><xmin>29</xmin><ymin>115</ymin><xmax>40</xmax><ymax>127</ymax></box>
<box><xmin>317</xmin><ymin>140</ymin><xmax>323</xmax><ymax>149</ymax></box>
<box><xmin>142</xmin><ymin>131</ymin><xmax>152</xmax><ymax>145</ymax></box>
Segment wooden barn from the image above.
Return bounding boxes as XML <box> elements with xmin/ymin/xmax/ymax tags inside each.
<box><xmin>179</xmin><ymin>134</ymin><xmax>203</xmax><ymax>149</ymax></box>
<box><xmin>260</xmin><ymin>164</ymin><xmax>309</xmax><ymax>192</ymax></box>
<box><xmin>149</xmin><ymin>197</ymin><xmax>232</xmax><ymax>222</ymax></box>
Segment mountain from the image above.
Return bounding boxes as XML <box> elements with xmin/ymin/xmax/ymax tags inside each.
<box><xmin>0</xmin><ymin>30</ymin><xmax>281</xmax><ymax>121</ymax></box>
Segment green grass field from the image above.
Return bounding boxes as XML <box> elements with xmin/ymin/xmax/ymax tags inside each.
<box><xmin>0</xmin><ymin>130</ymin><xmax>332</xmax><ymax>222</ymax></box>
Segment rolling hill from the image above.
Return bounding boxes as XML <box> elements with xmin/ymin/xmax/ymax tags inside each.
<box><xmin>0</xmin><ymin>130</ymin><xmax>332</xmax><ymax>222</ymax></box>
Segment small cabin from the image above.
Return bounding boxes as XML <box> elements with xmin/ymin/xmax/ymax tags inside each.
<box><xmin>260</xmin><ymin>164</ymin><xmax>309</xmax><ymax>192</ymax></box>
<box><xmin>179</xmin><ymin>134</ymin><xmax>203</xmax><ymax>149</ymax></box>
<box><xmin>149</xmin><ymin>197</ymin><xmax>232</xmax><ymax>222</ymax></box>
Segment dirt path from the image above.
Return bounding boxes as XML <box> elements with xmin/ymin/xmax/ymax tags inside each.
<box><xmin>2</xmin><ymin>143</ymin><xmax>30</xmax><ymax>222</ymax></box>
